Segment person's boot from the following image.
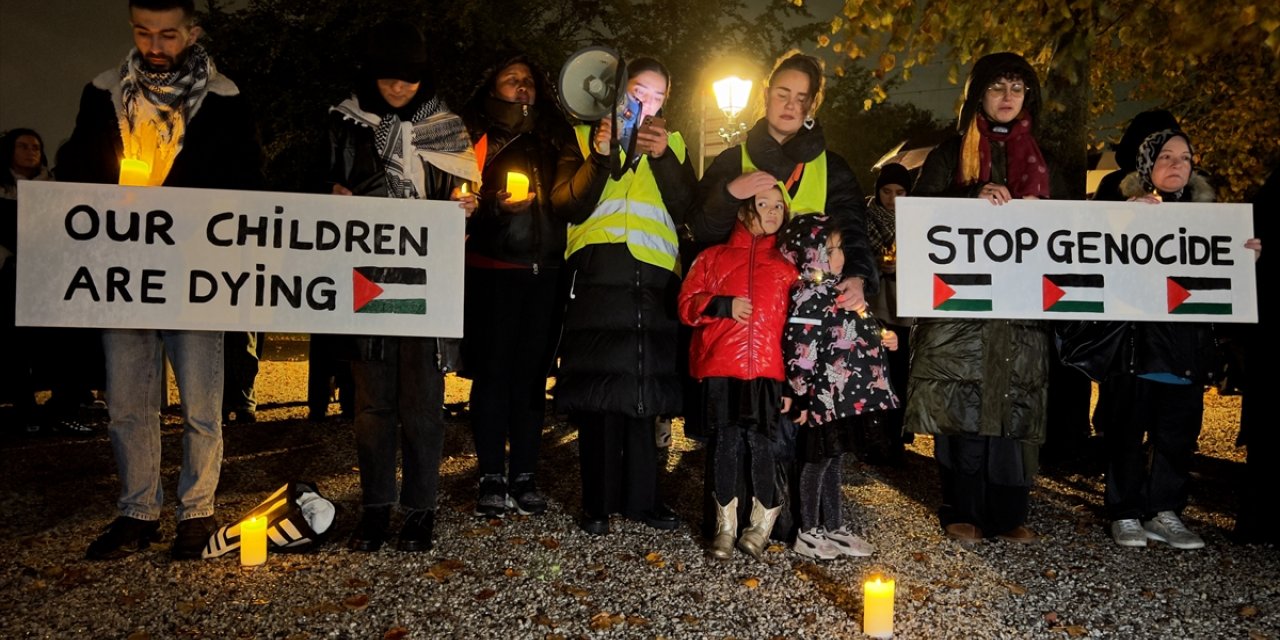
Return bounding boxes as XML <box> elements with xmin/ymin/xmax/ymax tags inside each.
<box><xmin>707</xmin><ymin>495</ymin><xmax>737</xmax><ymax>560</ymax></box>
<box><xmin>396</xmin><ymin>510</ymin><xmax>434</xmax><ymax>552</ymax></box>
<box><xmin>737</xmin><ymin>496</ymin><xmax>782</xmax><ymax>559</ymax></box>
<box><xmin>347</xmin><ymin>506</ymin><xmax>391</xmax><ymax>552</ymax></box>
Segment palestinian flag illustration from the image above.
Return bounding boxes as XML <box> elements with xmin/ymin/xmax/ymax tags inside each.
<box><xmin>933</xmin><ymin>273</ymin><xmax>992</xmax><ymax>311</ymax></box>
<box><xmin>1043</xmin><ymin>274</ymin><xmax>1105</xmax><ymax>313</ymax></box>
<box><xmin>1167</xmin><ymin>276</ymin><xmax>1231</xmax><ymax>315</ymax></box>
<box><xmin>353</xmin><ymin>267</ymin><xmax>427</xmax><ymax>314</ymax></box>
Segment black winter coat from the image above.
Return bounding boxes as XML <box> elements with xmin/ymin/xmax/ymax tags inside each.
<box><xmin>57</xmin><ymin>69</ymin><xmax>262</xmax><ymax>191</ymax></box>
<box><xmin>550</xmin><ymin>124</ymin><xmax>697</xmax><ymax>417</ymax></box>
<box><xmin>689</xmin><ymin>119</ymin><xmax>877</xmax><ymax>294</ymax></box>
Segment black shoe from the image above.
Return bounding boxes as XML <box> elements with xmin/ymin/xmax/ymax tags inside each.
<box><xmin>626</xmin><ymin>504</ymin><xmax>680</xmax><ymax>530</ymax></box>
<box><xmin>474</xmin><ymin>474</ymin><xmax>507</xmax><ymax>518</ymax></box>
<box><xmin>172</xmin><ymin>516</ymin><xmax>217</xmax><ymax>560</ymax></box>
<box><xmin>347</xmin><ymin>506</ymin><xmax>391</xmax><ymax>552</ymax></box>
<box><xmin>580</xmin><ymin>515</ymin><xmax>609</xmax><ymax>536</ymax></box>
<box><xmin>225</xmin><ymin>410</ymin><xmax>257</xmax><ymax>425</ymax></box>
<box><xmin>506</xmin><ymin>473</ymin><xmax>547</xmax><ymax>516</ymax></box>
<box><xmin>396</xmin><ymin>510</ymin><xmax>435</xmax><ymax>552</ymax></box>
<box><xmin>86</xmin><ymin>517</ymin><xmax>162</xmax><ymax>560</ymax></box>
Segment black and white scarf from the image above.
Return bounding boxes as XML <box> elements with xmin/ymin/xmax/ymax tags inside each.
<box><xmin>332</xmin><ymin>95</ymin><xmax>478</xmax><ymax>199</ymax></box>
<box><xmin>865</xmin><ymin>198</ymin><xmax>895</xmax><ymax>257</ymax></box>
<box><xmin>116</xmin><ymin>44</ymin><xmax>213</xmax><ymax>184</ymax></box>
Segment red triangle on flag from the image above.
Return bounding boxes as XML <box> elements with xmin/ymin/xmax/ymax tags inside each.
<box><xmin>1042</xmin><ymin>276</ymin><xmax>1066</xmax><ymax>310</ymax></box>
<box><xmin>933</xmin><ymin>275</ymin><xmax>956</xmax><ymax>308</ymax></box>
<box><xmin>1167</xmin><ymin>277</ymin><xmax>1191</xmax><ymax>312</ymax></box>
<box><xmin>353</xmin><ymin>269</ymin><xmax>385</xmax><ymax>312</ymax></box>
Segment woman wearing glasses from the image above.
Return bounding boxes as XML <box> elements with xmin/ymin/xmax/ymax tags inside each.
<box><xmin>907</xmin><ymin>52</ymin><xmax>1064</xmax><ymax>545</ymax></box>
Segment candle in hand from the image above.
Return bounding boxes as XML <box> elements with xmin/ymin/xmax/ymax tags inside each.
<box><xmin>119</xmin><ymin>158</ymin><xmax>151</xmax><ymax>186</ymax></box>
<box><xmin>863</xmin><ymin>576</ymin><xmax>895</xmax><ymax>638</ymax></box>
<box><xmin>506</xmin><ymin>172</ymin><xmax>529</xmax><ymax>201</ymax></box>
<box><xmin>240</xmin><ymin>516</ymin><xmax>267</xmax><ymax>567</ymax></box>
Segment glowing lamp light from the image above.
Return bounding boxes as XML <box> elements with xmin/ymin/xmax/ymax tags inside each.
<box><xmin>712</xmin><ymin>76</ymin><xmax>753</xmax><ymax>120</ymax></box>
<box><xmin>863</xmin><ymin>576</ymin><xmax>895</xmax><ymax>638</ymax></box>
<box><xmin>506</xmin><ymin>172</ymin><xmax>530</xmax><ymax>201</ymax></box>
<box><xmin>118</xmin><ymin>159</ymin><xmax>151</xmax><ymax>186</ymax></box>
<box><xmin>240</xmin><ymin>516</ymin><xmax>267</xmax><ymax>567</ymax></box>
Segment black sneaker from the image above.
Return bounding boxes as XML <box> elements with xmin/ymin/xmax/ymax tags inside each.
<box><xmin>397</xmin><ymin>510</ymin><xmax>435</xmax><ymax>552</ymax></box>
<box><xmin>506</xmin><ymin>473</ymin><xmax>548</xmax><ymax>516</ymax></box>
<box><xmin>172</xmin><ymin>516</ymin><xmax>218</xmax><ymax>560</ymax></box>
<box><xmin>86</xmin><ymin>517</ymin><xmax>162</xmax><ymax>560</ymax></box>
<box><xmin>347</xmin><ymin>506</ymin><xmax>391</xmax><ymax>552</ymax></box>
<box><xmin>474</xmin><ymin>474</ymin><xmax>507</xmax><ymax>518</ymax></box>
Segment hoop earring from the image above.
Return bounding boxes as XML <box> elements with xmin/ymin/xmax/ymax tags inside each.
<box><xmin>803</xmin><ymin>115</ymin><xmax>815</xmax><ymax>130</ymax></box>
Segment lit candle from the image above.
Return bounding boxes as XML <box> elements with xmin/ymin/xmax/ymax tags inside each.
<box><xmin>863</xmin><ymin>576</ymin><xmax>895</xmax><ymax>638</ymax></box>
<box><xmin>459</xmin><ymin>181</ymin><xmax>470</xmax><ymax>195</ymax></box>
<box><xmin>119</xmin><ymin>158</ymin><xmax>151</xmax><ymax>186</ymax></box>
<box><xmin>506</xmin><ymin>171</ymin><xmax>529</xmax><ymax>201</ymax></box>
<box><xmin>240</xmin><ymin>516</ymin><xmax>267</xmax><ymax>567</ymax></box>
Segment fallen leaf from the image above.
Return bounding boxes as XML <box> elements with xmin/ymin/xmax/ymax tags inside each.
<box><xmin>674</xmin><ymin>560</ymin><xmax>686</xmax><ymax>573</ymax></box>
<box><xmin>911</xmin><ymin>551</ymin><xmax>928</xmax><ymax>562</ymax></box>
<box><xmin>767</xmin><ymin>543</ymin><xmax>786</xmax><ymax>553</ymax></box>
<box><xmin>504</xmin><ymin>567</ymin><xmax>523</xmax><ymax>578</ymax></box>
<box><xmin>1006</xmin><ymin>583</ymin><xmax>1027</xmax><ymax>595</ymax></box>
<box><xmin>589</xmin><ymin>612</ymin><xmax>623</xmax><ymax>630</ymax></box>
<box><xmin>1247</xmin><ymin>631</ymin><xmax>1269</xmax><ymax>640</ymax></box>
<box><xmin>545</xmin><ymin>635</ymin><xmax>565</xmax><ymax>640</ymax></box>
<box><xmin>1140</xmin><ymin>589</ymin><xmax>1156</xmax><ymax>599</ymax></box>
<box><xmin>41</xmin><ymin>566</ymin><xmax>65</xmax><ymax>579</ymax></box>
<box><xmin>908</xmin><ymin>586</ymin><xmax>929</xmax><ymax>601</ymax></box>
<box><xmin>741</xmin><ymin>577</ymin><xmax>760</xmax><ymax>589</ymax></box>
<box><xmin>118</xmin><ymin>593</ymin><xmax>143</xmax><ymax>608</ymax></box>
<box><xmin>427</xmin><ymin>560</ymin><xmax>464</xmax><ymax>583</ymax></box>
<box><xmin>587</xmin><ymin>563</ymin><xmax>605</xmax><ymax>572</ymax></box>
<box><xmin>644</xmin><ymin>551</ymin><xmax>665</xmax><ymax>568</ymax></box>
<box><xmin>126</xmin><ymin>632</ymin><xmax>151</xmax><ymax>640</ymax></box>
<box><xmin>475</xmin><ymin>588</ymin><xmax>497</xmax><ymax>600</ymax></box>
<box><xmin>562</xmin><ymin>585</ymin><xmax>589</xmax><ymax>598</ymax></box>
<box><xmin>532</xmin><ymin>613</ymin><xmax>556</xmax><ymax>628</ymax></box>
<box><xmin>680</xmin><ymin>614</ymin><xmax>701</xmax><ymax>625</ymax></box>
<box><xmin>1065</xmin><ymin>625</ymin><xmax>1087</xmax><ymax>637</ymax></box>
<box><xmin>383</xmin><ymin>627</ymin><xmax>410</xmax><ymax>640</ymax></box>
<box><xmin>627</xmin><ymin>615</ymin><xmax>650</xmax><ymax>626</ymax></box>
<box><xmin>342</xmin><ymin>595</ymin><xmax>369</xmax><ymax>611</ymax></box>
<box><xmin>686</xmin><ymin>590</ymin><xmax>706</xmax><ymax>604</ymax></box>
<box><xmin>1238</xmin><ymin>604</ymin><xmax>1260</xmax><ymax>618</ymax></box>
<box><xmin>1043</xmin><ymin>569</ymin><xmax>1058</xmax><ymax>580</ymax></box>
<box><xmin>509</xmin><ymin>537</ymin><xmax>527</xmax><ymax>546</ymax></box>
<box><xmin>1043</xmin><ymin>611</ymin><xmax>1059</xmax><ymax>626</ymax></box>
<box><xmin>538</xmin><ymin>537</ymin><xmax>560</xmax><ymax>550</ymax></box>
<box><xmin>345</xmin><ymin>578</ymin><xmax>371</xmax><ymax>588</ymax></box>
<box><xmin>463</xmin><ymin>527</ymin><xmax>495</xmax><ymax>538</ymax></box>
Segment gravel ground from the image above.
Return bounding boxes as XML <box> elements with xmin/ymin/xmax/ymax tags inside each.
<box><xmin>1</xmin><ymin>336</ymin><xmax>1276</xmax><ymax>639</ymax></box>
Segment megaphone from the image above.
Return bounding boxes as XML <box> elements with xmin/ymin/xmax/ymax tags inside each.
<box><xmin>558</xmin><ymin>46</ymin><xmax>624</xmax><ymax>122</ymax></box>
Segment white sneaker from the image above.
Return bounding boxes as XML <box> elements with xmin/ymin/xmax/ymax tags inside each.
<box><xmin>1110</xmin><ymin>519</ymin><xmax>1148</xmax><ymax>548</ymax></box>
<box><xmin>793</xmin><ymin>528</ymin><xmax>841</xmax><ymax>560</ymax></box>
<box><xmin>825</xmin><ymin>526</ymin><xmax>875</xmax><ymax>556</ymax></box>
<box><xmin>1143</xmin><ymin>511</ymin><xmax>1205</xmax><ymax>550</ymax></box>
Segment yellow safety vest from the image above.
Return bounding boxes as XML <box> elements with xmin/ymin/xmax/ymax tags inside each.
<box><xmin>565</xmin><ymin>125</ymin><xmax>685</xmax><ymax>273</ymax></box>
<box><xmin>741</xmin><ymin>145</ymin><xmax>827</xmax><ymax>215</ymax></box>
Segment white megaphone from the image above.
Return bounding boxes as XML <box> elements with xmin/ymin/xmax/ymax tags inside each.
<box><xmin>558</xmin><ymin>46</ymin><xmax>640</xmax><ymax>156</ymax></box>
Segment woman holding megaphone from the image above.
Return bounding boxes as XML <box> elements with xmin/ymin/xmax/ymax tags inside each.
<box><xmin>551</xmin><ymin>56</ymin><xmax>696</xmax><ymax>536</ymax></box>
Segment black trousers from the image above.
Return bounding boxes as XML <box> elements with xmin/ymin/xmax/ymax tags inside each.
<box><xmin>307</xmin><ymin>334</ymin><xmax>354</xmax><ymax>418</ymax></box>
<box><xmin>223</xmin><ymin>331</ymin><xmax>262</xmax><ymax>414</ymax></box>
<box><xmin>1102</xmin><ymin>375</ymin><xmax>1203</xmax><ymax>521</ymax></box>
<box><xmin>936</xmin><ymin>434</ymin><xmax>1032</xmax><ymax>534</ymax></box>
<box><xmin>576</xmin><ymin>412</ymin><xmax>659</xmax><ymax>517</ymax></box>
<box><xmin>708</xmin><ymin>423</ymin><xmax>776</xmax><ymax>509</ymax></box>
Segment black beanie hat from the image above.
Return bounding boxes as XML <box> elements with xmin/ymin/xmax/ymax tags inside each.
<box><xmin>1114</xmin><ymin>109</ymin><xmax>1180</xmax><ymax>171</ymax></box>
<box><xmin>875</xmin><ymin>163</ymin><xmax>912</xmax><ymax>196</ymax></box>
<box><xmin>958</xmin><ymin>52</ymin><xmax>1041</xmax><ymax>132</ymax></box>
<box><xmin>361</xmin><ymin>22</ymin><xmax>431</xmax><ymax>84</ymax></box>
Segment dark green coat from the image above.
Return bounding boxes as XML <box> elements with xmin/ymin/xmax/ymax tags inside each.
<box><xmin>904</xmin><ymin>135</ymin><xmax>1057</xmax><ymax>443</ymax></box>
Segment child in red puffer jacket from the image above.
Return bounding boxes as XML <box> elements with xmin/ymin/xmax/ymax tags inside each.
<box><xmin>678</xmin><ymin>185</ymin><xmax>797</xmax><ymax>561</ymax></box>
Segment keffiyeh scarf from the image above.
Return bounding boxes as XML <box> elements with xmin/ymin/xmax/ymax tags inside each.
<box><xmin>116</xmin><ymin>44</ymin><xmax>213</xmax><ymax>185</ymax></box>
<box><xmin>332</xmin><ymin>95</ymin><xmax>478</xmax><ymax>199</ymax></box>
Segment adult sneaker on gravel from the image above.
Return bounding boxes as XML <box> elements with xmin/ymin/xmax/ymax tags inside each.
<box><xmin>793</xmin><ymin>528</ymin><xmax>841</xmax><ymax>560</ymax></box>
<box><xmin>825</xmin><ymin>526</ymin><xmax>874</xmax><ymax>556</ymax></box>
<box><xmin>1110</xmin><ymin>518</ymin><xmax>1148</xmax><ymax>547</ymax></box>
<box><xmin>1143</xmin><ymin>511</ymin><xmax>1205</xmax><ymax>550</ymax></box>
<box><xmin>474</xmin><ymin>474</ymin><xmax>507</xmax><ymax>518</ymax></box>
<box><xmin>506</xmin><ymin>473</ymin><xmax>547</xmax><ymax>516</ymax></box>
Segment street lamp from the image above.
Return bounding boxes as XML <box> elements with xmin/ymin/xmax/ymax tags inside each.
<box><xmin>712</xmin><ymin>75</ymin><xmax>752</xmax><ymax>146</ymax></box>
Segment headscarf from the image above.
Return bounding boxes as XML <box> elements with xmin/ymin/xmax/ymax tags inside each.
<box><xmin>1135</xmin><ymin>129</ymin><xmax>1194</xmax><ymax>198</ymax></box>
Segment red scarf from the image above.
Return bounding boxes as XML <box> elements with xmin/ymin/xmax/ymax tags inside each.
<box><xmin>970</xmin><ymin>115</ymin><xmax>1050</xmax><ymax>199</ymax></box>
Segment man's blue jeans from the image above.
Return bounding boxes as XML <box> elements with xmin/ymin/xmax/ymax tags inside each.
<box><xmin>103</xmin><ymin>329</ymin><xmax>224</xmax><ymax>522</ymax></box>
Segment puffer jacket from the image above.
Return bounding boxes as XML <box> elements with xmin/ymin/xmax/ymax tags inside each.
<box><xmin>905</xmin><ymin>134</ymin><xmax>1055</xmax><ymax>443</ymax></box>
<box><xmin>678</xmin><ymin>222</ymin><xmax>797</xmax><ymax>381</ymax></box>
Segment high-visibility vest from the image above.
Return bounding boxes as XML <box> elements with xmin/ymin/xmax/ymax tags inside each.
<box><xmin>741</xmin><ymin>145</ymin><xmax>828</xmax><ymax>215</ymax></box>
<box><xmin>565</xmin><ymin>125</ymin><xmax>685</xmax><ymax>273</ymax></box>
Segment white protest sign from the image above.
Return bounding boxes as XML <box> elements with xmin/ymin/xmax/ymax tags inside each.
<box><xmin>896</xmin><ymin>197</ymin><xmax>1257</xmax><ymax>323</ymax></box>
<box><xmin>16</xmin><ymin>181</ymin><xmax>465</xmax><ymax>337</ymax></box>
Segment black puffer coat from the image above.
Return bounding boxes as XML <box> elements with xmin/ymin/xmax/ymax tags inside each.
<box><xmin>550</xmin><ymin>121</ymin><xmax>696</xmax><ymax>418</ymax></box>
